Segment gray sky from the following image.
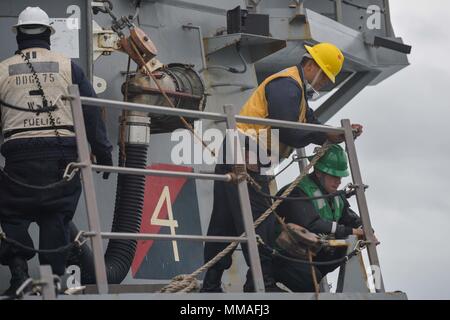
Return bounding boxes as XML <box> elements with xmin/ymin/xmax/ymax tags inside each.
<box><xmin>277</xmin><ymin>0</ymin><xmax>450</xmax><ymax>299</ymax></box>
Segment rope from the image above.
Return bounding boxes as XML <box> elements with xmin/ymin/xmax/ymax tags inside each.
<box><xmin>17</xmin><ymin>51</ymin><xmax>69</xmax><ymax>167</ymax></box>
<box><xmin>0</xmin><ymin>163</ymin><xmax>79</xmax><ymax>190</ymax></box>
<box><xmin>159</xmin><ymin>142</ymin><xmax>332</xmax><ymax>293</ymax></box>
<box><xmin>0</xmin><ymin>232</ymin><xmax>78</xmax><ymax>255</ymax></box>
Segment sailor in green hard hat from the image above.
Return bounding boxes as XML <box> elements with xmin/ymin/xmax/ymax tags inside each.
<box><xmin>271</xmin><ymin>144</ymin><xmax>371</xmax><ymax>292</ymax></box>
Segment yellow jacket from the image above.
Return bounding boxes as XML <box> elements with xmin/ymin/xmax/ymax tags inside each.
<box><xmin>237</xmin><ymin>66</ymin><xmax>307</xmax><ymax>158</ymax></box>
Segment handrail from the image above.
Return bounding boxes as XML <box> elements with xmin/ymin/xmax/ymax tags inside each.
<box><xmin>90</xmin><ymin>165</ymin><xmax>233</xmax><ymax>181</ymax></box>
<box><xmin>73</xmin><ymin>95</ymin><xmax>345</xmax><ymax>134</ymax></box>
<box><xmin>82</xmin><ymin>232</ymin><xmax>248</xmax><ymax>243</ymax></box>
<box><xmin>66</xmin><ymin>84</ymin><xmax>384</xmax><ymax>295</ymax></box>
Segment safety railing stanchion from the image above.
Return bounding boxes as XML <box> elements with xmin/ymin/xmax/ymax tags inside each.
<box><xmin>68</xmin><ymin>85</ymin><xmax>109</xmax><ymax>294</ymax></box>
<box><xmin>341</xmin><ymin>119</ymin><xmax>385</xmax><ymax>292</ymax></box>
<box><xmin>295</xmin><ymin>147</ymin><xmax>308</xmax><ymax>173</ymax></box>
<box><xmin>223</xmin><ymin>105</ymin><xmax>265</xmax><ymax>293</ymax></box>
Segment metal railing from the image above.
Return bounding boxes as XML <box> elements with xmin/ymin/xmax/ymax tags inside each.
<box><xmin>65</xmin><ymin>84</ymin><xmax>384</xmax><ymax>295</ymax></box>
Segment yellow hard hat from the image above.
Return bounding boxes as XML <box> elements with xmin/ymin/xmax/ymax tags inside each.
<box><xmin>304</xmin><ymin>43</ymin><xmax>344</xmax><ymax>83</ymax></box>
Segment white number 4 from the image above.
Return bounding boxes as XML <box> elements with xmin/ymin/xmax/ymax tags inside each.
<box><xmin>151</xmin><ymin>186</ymin><xmax>180</xmax><ymax>261</ymax></box>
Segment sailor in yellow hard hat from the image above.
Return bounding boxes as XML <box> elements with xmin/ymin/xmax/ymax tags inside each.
<box><xmin>201</xmin><ymin>42</ymin><xmax>363</xmax><ymax>293</ymax></box>
<box><xmin>237</xmin><ymin>42</ymin><xmax>358</xmax><ymax>158</ymax></box>
<box><xmin>303</xmin><ymin>42</ymin><xmax>345</xmax><ymax>99</ymax></box>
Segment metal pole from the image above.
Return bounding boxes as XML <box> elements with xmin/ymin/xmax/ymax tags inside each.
<box><xmin>78</xmin><ymin>95</ymin><xmax>346</xmax><ymax>134</ymax></box>
<box><xmin>223</xmin><ymin>105</ymin><xmax>265</xmax><ymax>293</ymax></box>
<box><xmin>295</xmin><ymin>148</ymin><xmax>308</xmax><ymax>173</ymax></box>
<box><xmin>181</xmin><ymin>24</ymin><xmax>207</xmax><ymax>72</ymax></box>
<box><xmin>335</xmin><ymin>0</ymin><xmax>343</xmax><ymax>23</ymax></box>
<box><xmin>83</xmin><ymin>232</ymin><xmax>248</xmax><ymax>243</ymax></box>
<box><xmin>85</xmin><ymin>0</ymin><xmax>94</xmax><ymax>82</ymax></box>
<box><xmin>341</xmin><ymin>119</ymin><xmax>385</xmax><ymax>292</ymax></box>
<box><xmin>383</xmin><ymin>0</ymin><xmax>394</xmax><ymax>38</ymax></box>
<box><xmin>68</xmin><ymin>85</ymin><xmax>108</xmax><ymax>294</ymax></box>
<box><xmin>236</xmin><ymin>116</ymin><xmax>345</xmax><ymax>134</ymax></box>
<box><xmin>90</xmin><ymin>164</ymin><xmax>232</xmax><ymax>182</ymax></box>
<box><xmin>80</xmin><ymin>96</ymin><xmax>227</xmax><ymax>121</ymax></box>
<box><xmin>39</xmin><ymin>266</ymin><xmax>56</xmax><ymax>300</ymax></box>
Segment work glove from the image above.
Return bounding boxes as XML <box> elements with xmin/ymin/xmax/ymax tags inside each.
<box><xmin>95</xmin><ymin>153</ymin><xmax>113</xmax><ymax>180</ymax></box>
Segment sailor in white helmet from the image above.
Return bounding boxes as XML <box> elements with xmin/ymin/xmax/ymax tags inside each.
<box><xmin>0</xmin><ymin>7</ymin><xmax>113</xmax><ymax>296</ymax></box>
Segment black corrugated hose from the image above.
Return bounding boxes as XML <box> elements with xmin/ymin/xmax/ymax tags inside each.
<box><xmin>68</xmin><ymin>143</ymin><xmax>149</xmax><ymax>284</ymax></box>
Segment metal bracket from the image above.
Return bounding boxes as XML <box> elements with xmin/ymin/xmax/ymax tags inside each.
<box><xmin>288</xmin><ymin>0</ymin><xmax>306</xmax><ymax>24</ymax></box>
<box><xmin>92</xmin><ymin>20</ymin><xmax>121</xmax><ymax>61</ymax></box>
<box><xmin>204</xmin><ymin>33</ymin><xmax>286</xmax><ymax>64</ymax></box>
<box><xmin>63</xmin><ymin>162</ymin><xmax>80</xmax><ymax>182</ymax></box>
<box><xmin>39</xmin><ymin>266</ymin><xmax>58</xmax><ymax>300</ymax></box>
<box><xmin>74</xmin><ymin>231</ymin><xmax>88</xmax><ymax>247</ymax></box>
<box><xmin>336</xmin><ymin>236</ymin><xmax>369</xmax><ymax>293</ymax></box>
<box><xmin>93</xmin><ymin>75</ymin><xmax>108</xmax><ymax>94</ymax></box>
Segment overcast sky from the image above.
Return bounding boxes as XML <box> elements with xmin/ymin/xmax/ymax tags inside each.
<box><xmin>277</xmin><ymin>0</ymin><xmax>450</xmax><ymax>299</ymax></box>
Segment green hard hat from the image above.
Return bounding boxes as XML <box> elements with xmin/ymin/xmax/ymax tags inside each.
<box><xmin>312</xmin><ymin>144</ymin><xmax>349</xmax><ymax>177</ymax></box>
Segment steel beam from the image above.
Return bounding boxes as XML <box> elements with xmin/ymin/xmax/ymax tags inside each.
<box><xmin>68</xmin><ymin>85</ymin><xmax>108</xmax><ymax>294</ymax></box>
<box><xmin>342</xmin><ymin>119</ymin><xmax>385</xmax><ymax>292</ymax></box>
<box><xmin>224</xmin><ymin>105</ymin><xmax>265</xmax><ymax>293</ymax></box>
<box><xmin>83</xmin><ymin>232</ymin><xmax>248</xmax><ymax>243</ymax></box>
<box><xmin>78</xmin><ymin>96</ymin><xmax>345</xmax><ymax>133</ymax></box>
<box><xmin>79</xmin><ymin>96</ymin><xmax>227</xmax><ymax>121</ymax></box>
<box><xmin>90</xmin><ymin>165</ymin><xmax>232</xmax><ymax>182</ymax></box>
<box><xmin>235</xmin><ymin>115</ymin><xmax>345</xmax><ymax>133</ymax></box>
<box><xmin>39</xmin><ymin>266</ymin><xmax>56</xmax><ymax>300</ymax></box>
<box><xmin>85</xmin><ymin>0</ymin><xmax>93</xmax><ymax>82</ymax></box>
<box><xmin>315</xmin><ymin>72</ymin><xmax>379</xmax><ymax>122</ymax></box>
<box><xmin>335</xmin><ymin>0</ymin><xmax>343</xmax><ymax>23</ymax></box>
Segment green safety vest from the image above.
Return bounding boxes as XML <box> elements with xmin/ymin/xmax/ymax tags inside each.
<box><xmin>297</xmin><ymin>175</ymin><xmax>344</xmax><ymax>222</ymax></box>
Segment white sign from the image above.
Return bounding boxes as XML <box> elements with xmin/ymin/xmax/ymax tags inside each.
<box><xmin>50</xmin><ymin>18</ymin><xmax>80</xmax><ymax>58</ymax></box>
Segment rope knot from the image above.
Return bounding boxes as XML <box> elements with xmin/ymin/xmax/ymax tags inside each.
<box><xmin>160</xmin><ymin>274</ymin><xmax>199</xmax><ymax>293</ymax></box>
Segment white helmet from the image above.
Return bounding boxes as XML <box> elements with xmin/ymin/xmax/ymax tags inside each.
<box><xmin>12</xmin><ymin>7</ymin><xmax>55</xmax><ymax>35</ymax></box>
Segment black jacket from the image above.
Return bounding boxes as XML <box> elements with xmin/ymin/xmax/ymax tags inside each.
<box><xmin>276</xmin><ymin>173</ymin><xmax>362</xmax><ymax>239</ymax></box>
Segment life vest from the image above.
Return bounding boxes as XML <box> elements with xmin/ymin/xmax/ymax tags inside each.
<box><xmin>236</xmin><ymin>66</ymin><xmax>307</xmax><ymax>159</ymax></box>
<box><xmin>298</xmin><ymin>175</ymin><xmax>344</xmax><ymax>222</ymax></box>
<box><xmin>0</xmin><ymin>47</ymin><xmax>74</xmax><ymax>142</ymax></box>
